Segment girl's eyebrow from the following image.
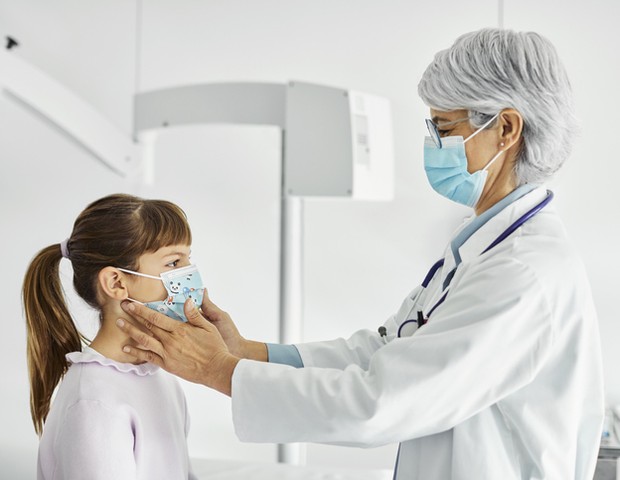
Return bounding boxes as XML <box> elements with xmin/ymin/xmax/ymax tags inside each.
<box><xmin>162</xmin><ymin>251</ymin><xmax>190</xmax><ymax>258</ymax></box>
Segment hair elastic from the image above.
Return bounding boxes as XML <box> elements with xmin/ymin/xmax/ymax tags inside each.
<box><xmin>60</xmin><ymin>238</ymin><xmax>70</xmax><ymax>259</ymax></box>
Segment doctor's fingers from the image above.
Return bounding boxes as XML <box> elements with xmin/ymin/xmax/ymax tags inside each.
<box><xmin>122</xmin><ymin>343</ymin><xmax>165</xmax><ymax>368</ymax></box>
<box><xmin>184</xmin><ymin>298</ymin><xmax>211</xmax><ymax>327</ymax></box>
<box><xmin>198</xmin><ymin>294</ymin><xmax>246</xmax><ymax>355</ymax></box>
<box><xmin>116</xmin><ymin>318</ymin><xmax>167</xmax><ymax>362</ymax></box>
<box><xmin>121</xmin><ymin>300</ymin><xmax>178</xmax><ymax>334</ymax></box>
<box><xmin>200</xmin><ymin>290</ymin><xmax>229</xmax><ymax>321</ymax></box>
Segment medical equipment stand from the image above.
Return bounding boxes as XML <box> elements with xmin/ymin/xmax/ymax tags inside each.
<box><xmin>135</xmin><ymin>81</ymin><xmax>393</xmax><ymax>465</ymax></box>
<box><xmin>1</xmin><ymin>60</ymin><xmax>393</xmax><ymax>464</ymax></box>
<box><xmin>278</xmin><ymin>194</ymin><xmax>305</xmax><ymax>464</ymax></box>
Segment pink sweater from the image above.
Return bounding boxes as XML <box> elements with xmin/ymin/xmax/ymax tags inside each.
<box><xmin>37</xmin><ymin>347</ymin><xmax>196</xmax><ymax>479</ymax></box>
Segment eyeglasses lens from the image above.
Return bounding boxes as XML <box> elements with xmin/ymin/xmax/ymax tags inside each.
<box><xmin>425</xmin><ymin>119</ymin><xmax>442</xmax><ymax>148</ymax></box>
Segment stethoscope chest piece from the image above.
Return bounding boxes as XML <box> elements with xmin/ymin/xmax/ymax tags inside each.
<box><xmin>397</xmin><ymin>311</ymin><xmax>428</xmax><ymax>338</ymax></box>
<box><xmin>389</xmin><ymin>190</ymin><xmax>554</xmax><ymax>340</ymax></box>
<box><xmin>398</xmin><ymin>319</ymin><xmax>421</xmax><ymax>337</ymax></box>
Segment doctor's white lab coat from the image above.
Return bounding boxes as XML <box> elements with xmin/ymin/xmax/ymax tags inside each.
<box><xmin>231</xmin><ymin>186</ymin><xmax>604</xmax><ymax>480</ymax></box>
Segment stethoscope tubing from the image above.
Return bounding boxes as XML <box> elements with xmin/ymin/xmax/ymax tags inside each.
<box><xmin>397</xmin><ymin>190</ymin><xmax>554</xmax><ymax>338</ymax></box>
<box><xmin>482</xmin><ymin>190</ymin><xmax>554</xmax><ymax>255</ymax></box>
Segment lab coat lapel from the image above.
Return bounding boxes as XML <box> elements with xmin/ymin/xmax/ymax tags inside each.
<box><xmin>454</xmin><ymin>186</ymin><xmax>548</xmax><ymax>265</ymax></box>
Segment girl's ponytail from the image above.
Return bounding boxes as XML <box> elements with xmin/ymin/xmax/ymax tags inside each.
<box><xmin>22</xmin><ymin>244</ymin><xmax>83</xmax><ymax>436</ymax></box>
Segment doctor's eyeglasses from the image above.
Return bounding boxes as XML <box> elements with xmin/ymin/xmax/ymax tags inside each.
<box><xmin>425</xmin><ymin>116</ymin><xmax>470</xmax><ymax>149</ymax></box>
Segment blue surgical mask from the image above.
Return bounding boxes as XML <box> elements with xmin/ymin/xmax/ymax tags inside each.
<box><xmin>424</xmin><ymin>113</ymin><xmax>503</xmax><ymax>207</ymax></box>
<box><xmin>119</xmin><ymin>264</ymin><xmax>205</xmax><ymax>322</ymax></box>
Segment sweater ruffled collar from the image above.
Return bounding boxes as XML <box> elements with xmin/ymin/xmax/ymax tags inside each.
<box><xmin>66</xmin><ymin>346</ymin><xmax>159</xmax><ymax>376</ymax></box>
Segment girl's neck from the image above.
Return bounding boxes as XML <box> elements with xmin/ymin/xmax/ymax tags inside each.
<box><xmin>89</xmin><ymin>302</ymin><xmax>147</xmax><ymax>365</ymax></box>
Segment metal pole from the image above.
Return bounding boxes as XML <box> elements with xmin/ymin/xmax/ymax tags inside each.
<box><xmin>277</xmin><ymin>192</ymin><xmax>307</xmax><ymax>465</ymax></box>
<box><xmin>280</xmin><ymin>195</ymin><xmax>304</xmax><ymax>344</ymax></box>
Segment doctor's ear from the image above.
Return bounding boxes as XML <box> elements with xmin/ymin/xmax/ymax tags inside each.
<box><xmin>497</xmin><ymin>109</ymin><xmax>524</xmax><ymax>151</ymax></box>
<box><xmin>97</xmin><ymin>267</ymin><xmax>129</xmax><ymax>301</ymax></box>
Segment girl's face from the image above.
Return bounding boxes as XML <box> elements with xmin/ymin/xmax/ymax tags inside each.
<box><xmin>125</xmin><ymin>244</ymin><xmax>192</xmax><ymax>303</ymax></box>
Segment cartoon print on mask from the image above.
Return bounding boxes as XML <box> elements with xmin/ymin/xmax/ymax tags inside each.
<box><xmin>122</xmin><ymin>265</ymin><xmax>206</xmax><ymax>322</ymax></box>
<box><xmin>187</xmin><ymin>293</ymin><xmax>198</xmax><ymax>307</ymax></box>
<box><xmin>155</xmin><ymin>304</ymin><xmax>169</xmax><ymax>314</ymax></box>
<box><xmin>159</xmin><ymin>266</ymin><xmax>205</xmax><ymax>321</ymax></box>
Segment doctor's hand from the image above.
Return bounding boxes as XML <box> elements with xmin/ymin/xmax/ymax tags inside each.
<box><xmin>199</xmin><ymin>292</ymin><xmax>268</xmax><ymax>362</ymax></box>
<box><xmin>116</xmin><ymin>299</ymin><xmax>239</xmax><ymax>396</ymax></box>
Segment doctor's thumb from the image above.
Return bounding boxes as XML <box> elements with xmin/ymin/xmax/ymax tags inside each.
<box><xmin>200</xmin><ymin>291</ymin><xmax>225</xmax><ymax>318</ymax></box>
<box><xmin>184</xmin><ymin>298</ymin><xmax>207</xmax><ymax>327</ymax></box>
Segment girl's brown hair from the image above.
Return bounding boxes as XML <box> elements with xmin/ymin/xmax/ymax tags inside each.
<box><xmin>22</xmin><ymin>194</ymin><xmax>191</xmax><ymax>435</ymax></box>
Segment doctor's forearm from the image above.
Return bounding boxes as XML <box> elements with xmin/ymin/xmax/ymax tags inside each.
<box><xmin>237</xmin><ymin>339</ymin><xmax>268</xmax><ymax>362</ymax></box>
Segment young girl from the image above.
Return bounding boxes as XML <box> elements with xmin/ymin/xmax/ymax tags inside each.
<box><xmin>23</xmin><ymin>193</ymin><xmax>200</xmax><ymax>479</ymax></box>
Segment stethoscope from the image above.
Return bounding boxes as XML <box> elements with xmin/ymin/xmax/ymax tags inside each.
<box><xmin>385</xmin><ymin>190</ymin><xmax>554</xmax><ymax>339</ymax></box>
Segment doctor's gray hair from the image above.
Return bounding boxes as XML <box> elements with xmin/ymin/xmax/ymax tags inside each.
<box><xmin>418</xmin><ymin>28</ymin><xmax>578</xmax><ymax>185</ymax></box>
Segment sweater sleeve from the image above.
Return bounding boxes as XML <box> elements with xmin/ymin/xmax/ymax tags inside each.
<box><xmin>54</xmin><ymin>400</ymin><xmax>137</xmax><ymax>479</ymax></box>
<box><xmin>182</xmin><ymin>393</ymin><xmax>199</xmax><ymax>480</ymax></box>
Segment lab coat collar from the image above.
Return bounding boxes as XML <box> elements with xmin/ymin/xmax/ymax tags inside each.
<box><xmin>449</xmin><ymin>185</ymin><xmax>550</xmax><ymax>267</ymax></box>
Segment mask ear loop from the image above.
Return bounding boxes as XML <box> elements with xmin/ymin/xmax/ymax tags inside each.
<box><xmin>125</xmin><ymin>297</ymin><xmax>146</xmax><ymax>305</ymax></box>
<box><xmin>463</xmin><ymin>113</ymin><xmax>505</xmax><ymax>171</ymax></box>
<box><xmin>482</xmin><ymin>147</ymin><xmax>505</xmax><ymax>171</ymax></box>
<box><xmin>463</xmin><ymin>113</ymin><xmax>500</xmax><ymax>144</ymax></box>
<box><xmin>117</xmin><ymin>267</ymin><xmax>162</xmax><ymax>281</ymax></box>
<box><xmin>117</xmin><ymin>268</ymin><xmax>162</xmax><ymax>304</ymax></box>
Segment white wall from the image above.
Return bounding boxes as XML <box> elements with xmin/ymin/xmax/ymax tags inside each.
<box><xmin>1</xmin><ymin>0</ymin><xmax>618</xmax><ymax>477</ymax></box>
<box><xmin>0</xmin><ymin>3</ymin><xmax>136</xmax><ymax>477</ymax></box>
<box><xmin>138</xmin><ymin>124</ymin><xmax>283</xmax><ymax>464</ymax></box>
<box><xmin>501</xmin><ymin>0</ymin><xmax>620</xmax><ymax>408</ymax></box>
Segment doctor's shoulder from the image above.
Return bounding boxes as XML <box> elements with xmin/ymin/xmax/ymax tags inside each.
<box><xmin>487</xmin><ymin>208</ymin><xmax>596</xmax><ymax>326</ymax></box>
<box><xmin>512</xmin><ymin>207</ymin><xmax>590</xmax><ymax>289</ymax></box>
<box><xmin>458</xmin><ymin>206</ymin><xmax>587</xmax><ymax>297</ymax></box>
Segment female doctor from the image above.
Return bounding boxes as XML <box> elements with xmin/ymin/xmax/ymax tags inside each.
<box><xmin>117</xmin><ymin>28</ymin><xmax>604</xmax><ymax>479</ymax></box>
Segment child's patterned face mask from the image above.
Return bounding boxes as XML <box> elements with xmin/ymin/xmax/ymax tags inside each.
<box><xmin>119</xmin><ymin>264</ymin><xmax>205</xmax><ymax>322</ymax></box>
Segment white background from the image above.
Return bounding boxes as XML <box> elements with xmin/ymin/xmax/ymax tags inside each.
<box><xmin>1</xmin><ymin>0</ymin><xmax>619</xmax><ymax>478</ymax></box>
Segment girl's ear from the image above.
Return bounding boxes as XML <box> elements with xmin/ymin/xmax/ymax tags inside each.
<box><xmin>98</xmin><ymin>267</ymin><xmax>129</xmax><ymax>300</ymax></box>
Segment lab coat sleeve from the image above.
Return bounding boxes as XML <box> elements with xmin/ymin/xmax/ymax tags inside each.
<box><xmin>294</xmin><ymin>329</ymin><xmax>385</xmax><ymax>371</ymax></box>
<box><xmin>54</xmin><ymin>400</ymin><xmax>137</xmax><ymax>479</ymax></box>
<box><xmin>231</xmin><ymin>257</ymin><xmax>554</xmax><ymax>447</ymax></box>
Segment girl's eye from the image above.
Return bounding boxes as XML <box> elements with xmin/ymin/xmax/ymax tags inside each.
<box><xmin>437</xmin><ymin>129</ymin><xmax>451</xmax><ymax>137</ymax></box>
<box><xmin>166</xmin><ymin>259</ymin><xmax>180</xmax><ymax>268</ymax></box>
